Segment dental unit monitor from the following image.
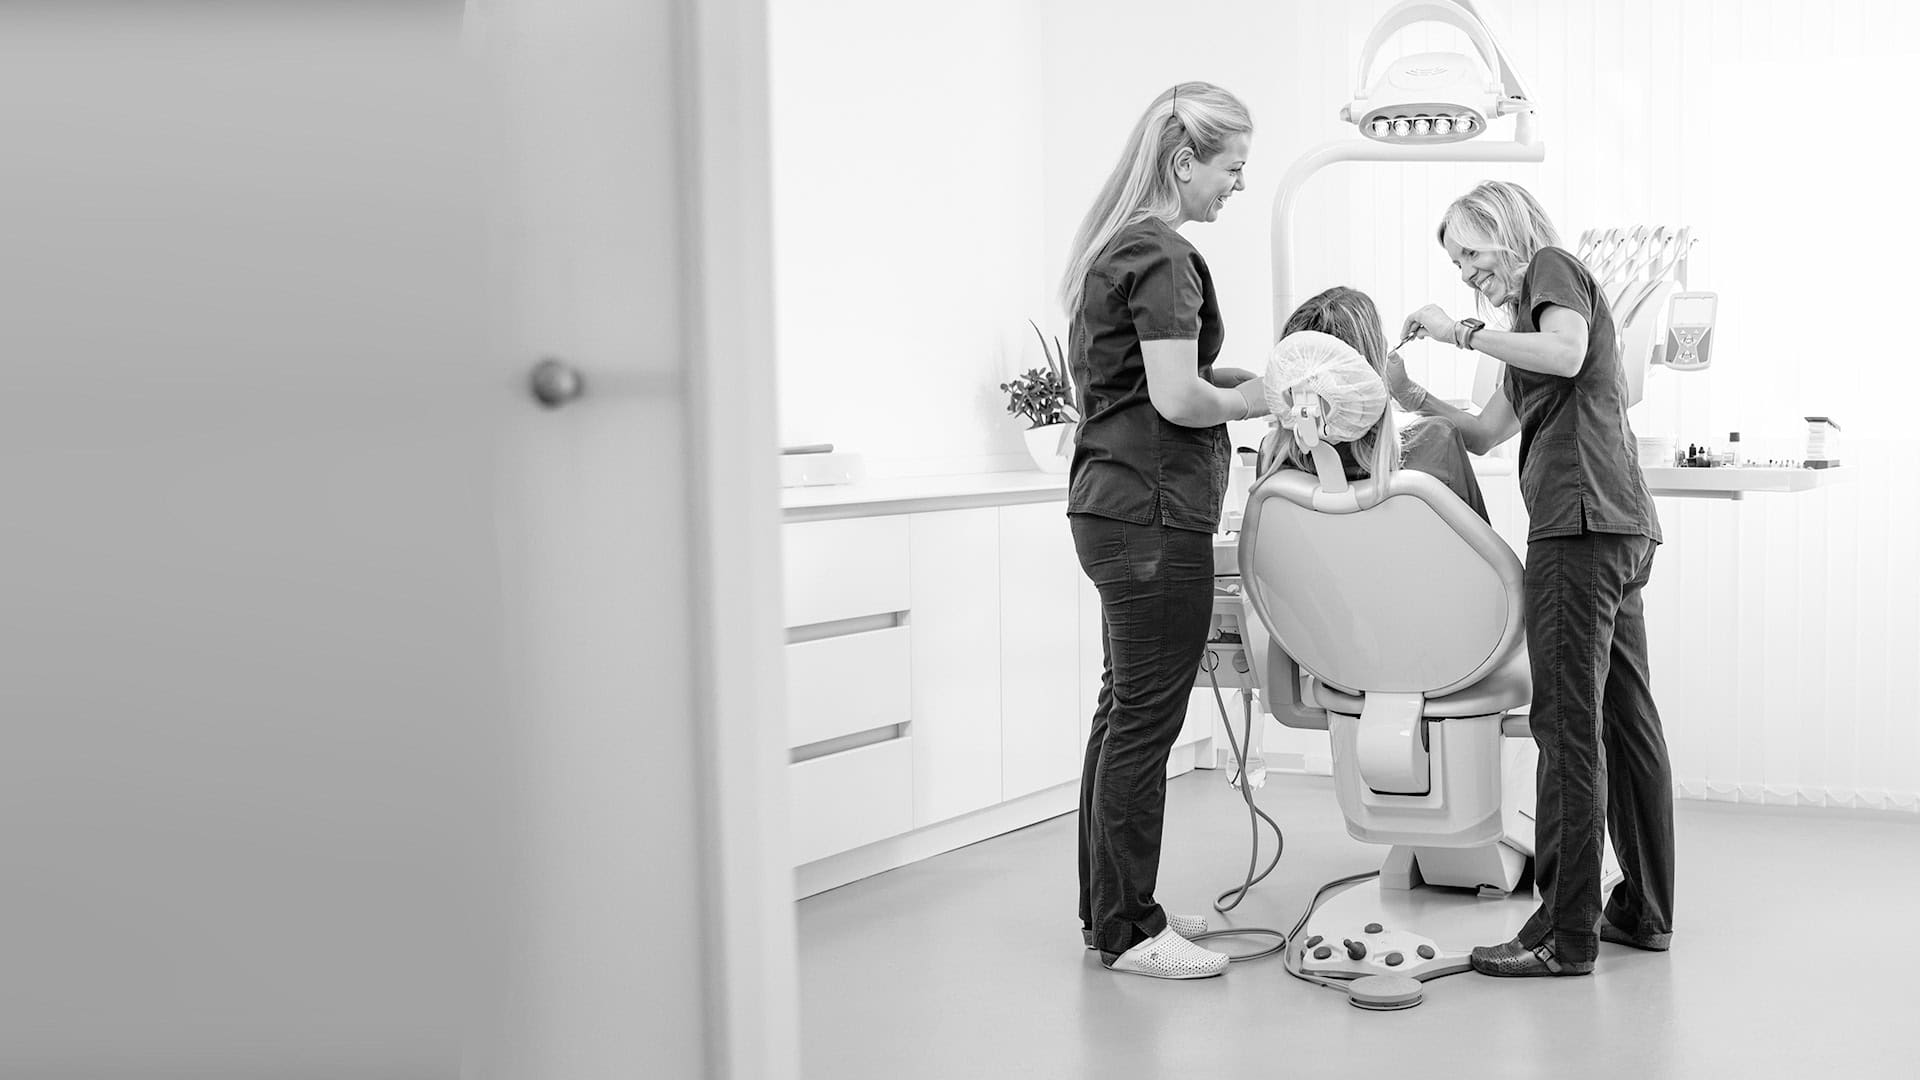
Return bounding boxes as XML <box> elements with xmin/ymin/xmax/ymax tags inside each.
<box><xmin>1664</xmin><ymin>291</ymin><xmax>1717</xmax><ymax>371</ymax></box>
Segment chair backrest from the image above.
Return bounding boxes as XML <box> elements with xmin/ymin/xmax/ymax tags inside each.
<box><xmin>1238</xmin><ymin>461</ymin><xmax>1524</xmax><ymax>699</ymax></box>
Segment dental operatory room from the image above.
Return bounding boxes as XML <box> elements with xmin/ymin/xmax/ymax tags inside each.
<box><xmin>21</xmin><ymin>1</ymin><xmax>1920</xmax><ymax>1078</ymax></box>
<box><xmin>744</xmin><ymin>0</ymin><xmax>1920</xmax><ymax>1075</ymax></box>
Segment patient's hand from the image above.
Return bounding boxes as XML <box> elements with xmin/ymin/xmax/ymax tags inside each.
<box><xmin>1384</xmin><ymin>351</ymin><xmax>1426</xmax><ymax>410</ymax></box>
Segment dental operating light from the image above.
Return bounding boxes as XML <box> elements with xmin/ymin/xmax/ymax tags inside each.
<box><xmin>1339</xmin><ymin>0</ymin><xmax>1533</xmax><ymax>146</ymax></box>
<box><xmin>1270</xmin><ymin>0</ymin><xmax>1543</xmax><ymax>334</ymax></box>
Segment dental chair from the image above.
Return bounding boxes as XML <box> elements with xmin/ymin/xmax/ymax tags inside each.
<box><xmin>1226</xmin><ymin>394</ymin><xmax>1635</xmax><ymax>987</ymax></box>
<box><xmin>1239</xmin><ymin>405</ymin><xmax>1539</xmax><ymax>901</ymax></box>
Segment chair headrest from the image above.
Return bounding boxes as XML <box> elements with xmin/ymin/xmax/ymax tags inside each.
<box><xmin>1265</xmin><ymin>330</ymin><xmax>1389</xmax><ymax>501</ymax></box>
<box><xmin>1265</xmin><ymin>330</ymin><xmax>1387</xmax><ymax>446</ymax></box>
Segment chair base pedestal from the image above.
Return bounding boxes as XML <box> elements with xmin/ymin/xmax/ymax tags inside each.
<box><xmin>1381</xmin><ymin>841</ymin><xmax>1530</xmax><ymax>896</ymax></box>
<box><xmin>1378</xmin><ymin>838</ymin><xmax>1623</xmax><ymax>901</ymax></box>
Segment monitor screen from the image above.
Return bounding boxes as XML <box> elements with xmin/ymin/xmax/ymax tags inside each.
<box><xmin>1670</xmin><ymin>294</ymin><xmax>1716</xmax><ymax>325</ymax></box>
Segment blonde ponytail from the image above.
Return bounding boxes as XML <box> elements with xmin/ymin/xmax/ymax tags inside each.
<box><xmin>1058</xmin><ymin>82</ymin><xmax>1251</xmax><ymax>315</ymax></box>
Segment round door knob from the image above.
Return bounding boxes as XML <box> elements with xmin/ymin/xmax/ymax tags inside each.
<box><xmin>529</xmin><ymin>358</ymin><xmax>585</xmax><ymax>408</ymax></box>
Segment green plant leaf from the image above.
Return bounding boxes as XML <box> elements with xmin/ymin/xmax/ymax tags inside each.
<box><xmin>1004</xmin><ymin>332</ymin><xmax>1080</xmax><ymax>428</ymax></box>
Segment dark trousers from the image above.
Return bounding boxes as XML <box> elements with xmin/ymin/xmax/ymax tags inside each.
<box><xmin>1069</xmin><ymin>514</ymin><xmax>1215</xmax><ymax>959</ymax></box>
<box><xmin>1517</xmin><ymin>530</ymin><xmax>1677</xmax><ymax>963</ymax></box>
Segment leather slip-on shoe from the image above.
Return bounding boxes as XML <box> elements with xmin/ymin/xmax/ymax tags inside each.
<box><xmin>1470</xmin><ymin>939</ymin><xmax>1594</xmax><ymax>977</ymax></box>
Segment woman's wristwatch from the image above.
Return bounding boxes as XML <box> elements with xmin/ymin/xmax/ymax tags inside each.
<box><xmin>1454</xmin><ymin>318</ymin><xmax>1486</xmax><ymax>350</ymax></box>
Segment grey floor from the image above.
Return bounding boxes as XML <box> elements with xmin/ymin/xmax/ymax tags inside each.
<box><xmin>797</xmin><ymin>769</ymin><xmax>1920</xmax><ymax>1079</ymax></box>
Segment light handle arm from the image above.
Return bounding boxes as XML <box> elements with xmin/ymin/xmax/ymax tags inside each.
<box><xmin>1352</xmin><ymin>0</ymin><xmax>1505</xmax><ymax>100</ymax></box>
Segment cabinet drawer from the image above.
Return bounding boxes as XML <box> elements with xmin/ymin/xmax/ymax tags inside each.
<box><xmin>781</xmin><ymin>517</ymin><xmax>910</xmax><ymax>628</ymax></box>
<box><xmin>785</xmin><ymin>627</ymin><xmax>912</xmax><ymax>749</ymax></box>
<box><xmin>789</xmin><ymin>737</ymin><xmax>914</xmax><ymax>864</ymax></box>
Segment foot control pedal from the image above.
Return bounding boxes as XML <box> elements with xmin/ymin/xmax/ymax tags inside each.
<box><xmin>1347</xmin><ymin>974</ymin><xmax>1423</xmax><ymax>1011</ymax></box>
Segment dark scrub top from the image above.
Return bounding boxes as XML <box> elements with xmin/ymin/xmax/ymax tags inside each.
<box><xmin>1066</xmin><ymin>217</ymin><xmax>1230</xmax><ymax>533</ymax></box>
<box><xmin>1502</xmin><ymin>247</ymin><xmax>1662</xmax><ymax>544</ymax></box>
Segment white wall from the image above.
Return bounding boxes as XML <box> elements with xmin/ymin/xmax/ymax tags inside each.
<box><xmin>768</xmin><ymin>0</ymin><xmax>1050</xmax><ymax>478</ymax></box>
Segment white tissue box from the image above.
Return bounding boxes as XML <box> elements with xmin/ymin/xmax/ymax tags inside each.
<box><xmin>780</xmin><ymin>452</ymin><xmax>865</xmax><ymax>488</ymax></box>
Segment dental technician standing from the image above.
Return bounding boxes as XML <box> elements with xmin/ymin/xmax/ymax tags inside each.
<box><xmin>1389</xmin><ymin>180</ymin><xmax>1676</xmax><ymax>978</ymax></box>
<box><xmin>1058</xmin><ymin>82</ymin><xmax>1268</xmax><ymax>980</ymax></box>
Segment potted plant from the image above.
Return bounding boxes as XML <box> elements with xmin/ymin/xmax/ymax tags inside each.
<box><xmin>1001</xmin><ymin>320</ymin><xmax>1078</xmax><ymax>473</ymax></box>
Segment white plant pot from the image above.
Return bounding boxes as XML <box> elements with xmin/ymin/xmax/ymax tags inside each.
<box><xmin>1022</xmin><ymin>423</ymin><xmax>1074</xmax><ymax>474</ymax></box>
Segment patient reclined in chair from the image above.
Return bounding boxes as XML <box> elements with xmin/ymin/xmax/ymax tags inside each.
<box><xmin>1266</xmin><ymin>287</ymin><xmax>1490</xmax><ymax>524</ymax></box>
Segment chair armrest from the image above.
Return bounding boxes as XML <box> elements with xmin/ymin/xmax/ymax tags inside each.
<box><xmin>1264</xmin><ymin>640</ymin><xmax>1329</xmax><ymax>731</ymax></box>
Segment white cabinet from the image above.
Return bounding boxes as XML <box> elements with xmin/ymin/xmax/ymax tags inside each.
<box><xmin>785</xmin><ymin>627</ymin><xmax>911</xmax><ymax>748</ymax></box>
<box><xmin>781</xmin><ymin>515</ymin><xmax>910</xmax><ymax>628</ymax></box>
<box><xmin>998</xmin><ymin>503</ymin><xmax>1083</xmax><ymax>800</ymax></box>
<box><xmin>789</xmin><ymin>738</ymin><xmax>915</xmax><ymax>865</ymax></box>
<box><xmin>782</xmin><ymin>517</ymin><xmax>917</xmax><ymax>865</ymax></box>
<box><xmin>907</xmin><ymin>509</ymin><xmax>1004</xmax><ymax>826</ymax></box>
<box><xmin>782</xmin><ymin>493</ymin><xmax>1216</xmax><ymax>881</ymax></box>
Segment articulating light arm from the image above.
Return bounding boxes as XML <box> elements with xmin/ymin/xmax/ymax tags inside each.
<box><xmin>1269</xmin><ymin>130</ymin><xmax>1544</xmax><ymax>337</ymax></box>
<box><xmin>1270</xmin><ymin>0</ymin><xmax>1543</xmax><ymax>337</ymax></box>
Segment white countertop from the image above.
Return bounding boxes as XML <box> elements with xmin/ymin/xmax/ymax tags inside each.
<box><xmin>1643</xmin><ymin>465</ymin><xmax>1847</xmax><ymax>499</ymax></box>
<box><xmin>781</xmin><ymin>456</ymin><xmax>1525</xmax><ymax>522</ymax></box>
<box><xmin>781</xmin><ymin>470</ymin><xmax>1068</xmax><ymax>521</ymax></box>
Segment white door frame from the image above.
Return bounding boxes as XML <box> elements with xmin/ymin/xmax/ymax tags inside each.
<box><xmin>475</xmin><ymin>0</ymin><xmax>797</xmax><ymax>1074</ymax></box>
<box><xmin>674</xmin><ymin>0</ymin><xmax>800</xmax><ymax>1075</ymax></box>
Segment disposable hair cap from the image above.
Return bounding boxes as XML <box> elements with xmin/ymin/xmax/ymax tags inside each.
<box><xmin>1264</xmin><ymin>330</ymin><xmax>1388</xmax><ymax>443</ymax></box>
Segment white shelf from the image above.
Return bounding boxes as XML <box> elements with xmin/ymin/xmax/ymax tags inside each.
<box><xmin>1643</xmin><ymin>466</ymin><xmax>1847</xmax><ymax>500</ymax></box>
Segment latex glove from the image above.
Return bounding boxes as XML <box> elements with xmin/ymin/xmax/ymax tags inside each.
<box><xmin>1384</xmin><ymin>350</ymin><xmax>1426</xmax><ymax>410</ymax></box>
<box><xmin>1208</xmin><ymin>366</ymin><xmax>1260</xmax><ymax>388</ymax></box>
<box><xmin>1401</xmin><ymin>304</ymin><xmax>1459</xmax><ymax>347</ymax></box>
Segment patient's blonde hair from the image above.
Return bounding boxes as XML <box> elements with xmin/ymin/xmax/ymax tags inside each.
<box><xmin>1436</xmin><ymin>180</ymin><xmax>1563</xmax><ymax>319</ymax></box>
<box><xmin>1058</xmin><ymin>82</ymin><xmax>1252</xmax><ymax>315</ymax></box>
<box><xmin>1270</xmin><ymin>286</ymin><xmax>1399</xmax><ymax>497</ymax></box>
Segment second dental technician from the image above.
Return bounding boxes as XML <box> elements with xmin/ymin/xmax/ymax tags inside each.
<box><xmin>1390</xmin><ymin>180</ymin><xmax>1677</xmax><ymax>978</ymax></box>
